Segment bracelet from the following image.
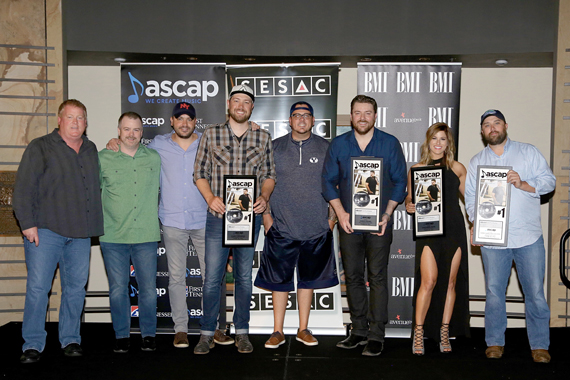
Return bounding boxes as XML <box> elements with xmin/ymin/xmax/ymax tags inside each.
<box><xmin>382</xmin><ymin>212</ymin><xmax>391</xmax><ymax>221</ymax></box>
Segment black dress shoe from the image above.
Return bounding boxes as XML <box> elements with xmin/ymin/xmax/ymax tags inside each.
<box><xmin>141</xmin><ymin>336</ymin><xmax>157</xmax><ymax>352</ymax></box>
<box><xmin>336</xmin><ymin>333</ymin><xmax>368</xmax><ymax>349</ymax></box>
<box><xmin>114</xmin><ymin>338</ymin><xmax>130</xmax><ymax>353</ymax></box>
<box><xmin>20</xmin><ymin>349</ymin><xmax>41</xmax><ymax>364</ymax></box>
<box><xmin>63</xmin><ymin>343</ymin><xmax>83</xmax><ymax>357</ymax></box>
<box><xmin>362</xmin><ymin>340</ymin><xmax>383</xmax><ymax>356</ymax></box>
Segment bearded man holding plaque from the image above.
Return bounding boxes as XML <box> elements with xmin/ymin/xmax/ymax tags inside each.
<box><xmin>322</xmin><ymin>95</ymin><xmax>407</xmax><ymax>356</ymax></box>
<box><xmin>193</xmin><ymin>84</ymin><xmax>276</xmax><ymax>354</ymax></box>
<box><xmin>465</xmin><ymin>109</ymin><xmax>555</xmax><ymax>363</ymax></box>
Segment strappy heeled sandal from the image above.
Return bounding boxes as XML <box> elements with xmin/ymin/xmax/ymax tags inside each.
<box><xmin>412</xmin><ymin>324</ymin><xmax>425</xmax><ymax>356</ymax></box>
<box><xmin>439</xmin><ymin>323</ymin><xmax>452</xmax><ymax>353</ymax></box>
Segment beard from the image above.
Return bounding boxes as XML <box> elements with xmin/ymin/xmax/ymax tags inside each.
<box><xmin>352</xmin><ymin>120</ymin><xmax>375</xmax><ymax>135</ymax></box>
<box><xmin>484</xmin><ymin>129</ymin><xmax>507</xmax><ymax>146</ymax></box>
<box><xmin>229</xmin><ymin>107</ymin><xmax>251</xmax><ymax>124</ymax></box>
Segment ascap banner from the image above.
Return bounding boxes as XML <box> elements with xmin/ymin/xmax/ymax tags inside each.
<box><xmin>227</xmin><ymin>64</ymin><xmax>339</xmax><ymax>141</ymax></box>
<box><xmin>121</xmin><ymin>63</ymin><xmax>226</xmax><ymax>333</ymax></box>
<box><xmin>358</xmin><ymin>63</ymin><xmax>463</xmax><ymax>336</ymax></box>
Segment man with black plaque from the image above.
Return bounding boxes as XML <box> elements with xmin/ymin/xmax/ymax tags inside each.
<box><xmin>193</xmin><ymin>83</ymin><xmax>276</xmax><ymax>354</ymax></box>
<box><xmin>239</xmin><ymin>189</ymin><xmax>252</xmax><ymax>211</ymax></box>
<box><xmin>427</xmin><ymin>179</ymin><xmax>440</xmax><ymax>202</ymax></box>
<box><xmin>366</xmin><ymin>171</ymin><xmax>378</xmax><ymax>195</ymax></box>
<box><xmin>322</xmin><ymin>95</ymin><xmax>407</xmax><ymax>356</ymax></box>
<box><xmin>14</xmin><ymin>99</ymin><xmax>104</xmax><ymax>363</ymax></box>
<box><xmin>254</xmin><ymin>101</ymin><xmax>339</xmax><ymax>349</ymax></box>
<box><xmin>465</xmin><ymin>109</ymin><xmax>555</xmax><ymax>363</ymax></box>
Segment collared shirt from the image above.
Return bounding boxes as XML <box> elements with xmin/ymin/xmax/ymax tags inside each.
<box><xmin>465</xmin><ymin>138</ymin><xmax>555</xmax><ymax>249</ymax></box>
<box><xmin>99</xmin><ymin>144</ymin><xmax>161</xmax><ymax>244</ymax></box>
<box><xmin>194</xmin><ymin>121</ymin><xmax>276</xmax><ymax>218</ymax></box>
<box><xmin>13</xmin><ymin>128</ymin><xmax>103</xmax><ymax>238</ymax></box>
<box><xmin>148</xmin><ymin>132</ymin><xmax>207</xmax><ymax>230</ymax></box>
<box><xmin>322</xmin><ymin>128</ymin><xmax>408</xmax><ymax>227</ymax></box>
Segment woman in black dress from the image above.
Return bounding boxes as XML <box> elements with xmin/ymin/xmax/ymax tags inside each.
<box><xmin>405</xmin><ymin>123</ymin><xmax>469</xmax><ymax>355</ymax></box>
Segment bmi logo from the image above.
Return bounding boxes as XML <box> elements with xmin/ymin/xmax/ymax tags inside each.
<box><xmin>391</xmin><ymin>277</ymin><xmax>414</xmax><ymax>297</ymax></box>
<box><xmin>236</xmin><ymin>76</ymin><xmax>331</xmax><ymax>97</ymax></box>
<box><xmin>130</xmin><ymin>306</ymin><xmax>139</xmax><ymax>317</ymax></box>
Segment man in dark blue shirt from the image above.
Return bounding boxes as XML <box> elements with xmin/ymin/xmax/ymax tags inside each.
<box><xmin>322</xmin><ymin>95</ymin><xmax>407</xmax><ymax>356</ymax></box>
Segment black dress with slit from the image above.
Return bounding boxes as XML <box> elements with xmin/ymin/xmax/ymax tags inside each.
<box><xmin>412</xmin><ymin>159</ymin><xmax>470</xmax><ymax>341</ymax></box>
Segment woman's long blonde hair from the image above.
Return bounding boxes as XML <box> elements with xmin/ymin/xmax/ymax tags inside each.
<box><xmin>418</xmin><ymin>122</ymin><xmax>456</xmax><ymax>169</ymax></box>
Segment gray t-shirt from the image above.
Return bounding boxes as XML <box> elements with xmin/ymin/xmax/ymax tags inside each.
<box><xmin>270</xmin><ymin>133</ymin><xmax>330</xmax><ymax>240</ymax></box>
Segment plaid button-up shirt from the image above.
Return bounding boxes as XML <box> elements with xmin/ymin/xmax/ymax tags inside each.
<box><xmin>194</xmin><ymin>121</ymin><xmax>276</xmax><ymax>218</ymax></box>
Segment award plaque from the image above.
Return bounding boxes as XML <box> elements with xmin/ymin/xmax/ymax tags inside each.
<box><xmin>223</xmin><ymin>175</ymin><xmax>257</xmax><ymax>247</ymax></box>
<box><xmin>411</xmin><ymin>166</ymin><xmax>444</xmax><ymax>239</ymax></box>
<box><xmin>351</xmin><ymin>157</ymin><xmax>382</xmax><ymax>232</ymax></box>
<box><xmin>473</xmin><ymin>165</ymin><xmax>511</xmax><ymax>246</ymax></box>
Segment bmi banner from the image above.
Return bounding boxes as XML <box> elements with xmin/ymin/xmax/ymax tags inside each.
<box><xmin>227</xmin><ymin>64</ymin><xmax>345</xmax><ymax>335</ymax></box>
<box><xmin>226</xmin><ymin>63</ymin><xmax>339</xmax><ymax>140</ymax></box>
<box><xmin>121</xmin><ymin>63</ymin><xmax>226</xmax><ymax>333</ymax></box>
<box><xmin>357</xmin><ymin>63</ymin><xmax>462</xmax><ymax>337</ymax></box>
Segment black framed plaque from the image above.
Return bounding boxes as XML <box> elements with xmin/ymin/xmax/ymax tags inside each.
<box><xmin>223</xmin><ymin>175</ymin><xmax>257</xmax><ymax>247</ymax></box>
<box><xmin>411</xmin><ymin>166</ymin><xmax>444</xmax><ymax>239</ymax></box>
<box><xmin>351</xmin><ymin>157</ymin><xmax>382</xmax><ymax>232</ymax></box>
<box><xmin>473</xmin><ymin>165</ymin><xmax>511</xmax><ymax>246</ymax></box>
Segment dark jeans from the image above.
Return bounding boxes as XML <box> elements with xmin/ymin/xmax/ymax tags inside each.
<box><xmin>339</xmin><ymin>229</ymin><xmax>392</xmax><ymax>342</ymax></box>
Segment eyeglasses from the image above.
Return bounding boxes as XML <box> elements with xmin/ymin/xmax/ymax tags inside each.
<box><xmin>291</xmin><ymin>113</ymin><xmax>313</xmax><ymax>119</ymax></box>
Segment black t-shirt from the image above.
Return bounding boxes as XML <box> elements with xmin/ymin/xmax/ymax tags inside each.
<box><xmin>239</xmin><ymin>194</ymin><xmax>251</xmax><ymax>210</ymax></box>
<box><xmin>366</xmin><ymin>176</ymin><xmax>378</xmax><ymax>194</ymax></box>
<box><xmin>427</xmin><ymin>184</ymin><xmax>439</xmax><ymax>201</ymax></box>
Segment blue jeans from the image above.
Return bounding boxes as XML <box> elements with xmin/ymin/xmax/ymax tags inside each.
<box><xmin>101</xmin><ymin>242</ymin><xmax>158</xmax><ymax>338</ymax></box>
<box><xmin>22</xmin><ymin>229</ymin><xmax>91</xmax><ymax>352</ymax></box>
<box><xmin>200</xmin><ymin>213</ymin><xmax>261</xmax><ymax>335</ymax></box>
<box><xmin>481</xmin><ymin>236</ymin><xmax>550</xmax><ymax>350</ymax></box>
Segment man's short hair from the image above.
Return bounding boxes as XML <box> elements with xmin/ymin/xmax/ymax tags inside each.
<box><xmin>118</xmin><ymin>111</ymin><xmax>143</xmax><ymax>127</ymax></box>
<box><xmin>58</xmin><ymin>99</ymin><xmax>87</xmax><ymax>117</ymax></box>
<box><xmin>350</xmin><ymin>95</ymin><xmax>377</xmax><ymax>113</ymax></box>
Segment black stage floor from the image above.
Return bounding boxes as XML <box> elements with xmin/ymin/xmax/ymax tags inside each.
<box><xmin>2</xmin><ymin>322</ymin><xmax>569</xmax><ymax>380</ymax></box>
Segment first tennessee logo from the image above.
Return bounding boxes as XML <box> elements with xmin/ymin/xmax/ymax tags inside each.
<box><xmin>126</xmin><ymin>72</ymin><xmax>219</xmax><ymax>103</ymax></box>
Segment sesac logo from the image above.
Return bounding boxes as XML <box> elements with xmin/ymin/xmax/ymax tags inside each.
<box><xmin>392</xmin><ymin>277</ymin><xmax>414</xmax><ymax>297</ymax></box>
<box><xmin>127</xmin><ymin>72</ymin><xmax>219</xmax><ymax>104</ymax></box>
<box><xmin>130</xmin><ymin>265</ymin><xmax>136</xmax><ymax>277</ymax></box>
<box><xmin>129</xmin><ymin>284</ymin><xmax>138</xmax><ymax>297</ymax></box>
<box><xmin>131</xmin><ymin>306</ymin><xmax>139</xmax><ymax>317</ymax></box>
<box><xmin>236</xmin><ymin>76</ymin><xmax>331</xmax><ymax>97</ymax></box>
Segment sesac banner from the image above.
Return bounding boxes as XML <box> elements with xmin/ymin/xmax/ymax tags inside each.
<box><xmin>226</xmin><ymin>64</ymin><xmax>345</xmax><ymax>335</ymax></box>
<box><xmin>357</xmin><ymin>63</ymin><xmax>463</xmax><ymax>337</ymax></box>
<box><xmin>121</xmin><ymin>63</ymin><xmax>226</xmax><ymax>333</ymax></box>
<box><xmin>226</xmin><ymin>63</ymin><xmax>339</xmax><ymax>141</ymax></box>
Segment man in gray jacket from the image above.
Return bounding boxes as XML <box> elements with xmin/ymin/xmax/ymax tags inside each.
<box><xmin>254</xmin><ymin>101</ymin><xmax>338</xmax><ymax>349</ymax></box>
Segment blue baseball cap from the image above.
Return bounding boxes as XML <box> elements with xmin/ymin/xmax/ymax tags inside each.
<box><xmin>480</xmin><ymin>109</ymin><xmax>506</xmax><ymax>125</ymax></box>
<box><xmin>290</xmin><ymin>101</ymin><xmax>314</xmax><ymax>116</ymax></box>
<box><xmin>172</xmin><ymin>102</ymin><xmax>196</xmax><ymax>119</ymax></box>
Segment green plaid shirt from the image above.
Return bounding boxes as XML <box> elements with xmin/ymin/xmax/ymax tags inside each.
<box><xmin>194</xmin><ymin>121</ymin><xmax>276</xmax><ymax>218</ymax></box>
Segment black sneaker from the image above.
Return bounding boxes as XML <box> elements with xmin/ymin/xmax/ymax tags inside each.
<box><xmin>336</xmin><ymin>333</ymin><xmax>368</xmax><ymax>349</ymax></box>
<box><xmin>63</xmin><ymin>343</ymin><xmax>83</xmax><ymax>357</ymax></box>
<box><xmin>114</xmin><ymin>338</ymin><xmax>130</xmax><ymax>353</ymax></box>
<box><xmin>20</xmin><ymin>349</ymin><xmax>41</xmax><ymax>364</ymax></box>
<box><xmin>362</xmin><ymin>340</ymin><xmax>383</xmax><ymax>356</ymax></box>
<box><xmin>141</xmin><ymin>336</ymin><xmax>156</xmax><ymax>352</ymax></box>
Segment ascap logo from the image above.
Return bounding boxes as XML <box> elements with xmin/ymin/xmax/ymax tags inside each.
<box><xmin>129</xmin><ymin>284</ymin><xmax>138</xmax><ymax>297</ymax></box>
<box><xmin>188</xmin><ymin>308</ymin><xmax>203</xmax><ymax>317</ymax></box>
<box><xmin>186</xmin><ymin>268</ymin><xmax>201</xmax><ymax>278</ymax></box>
<box><xmin>157</xmin><ymin>247</ymin><xmax>166</xmax><ymax>256</ymax></box>
<box><xmin>156</xmin><ymin>288</ymin><xmax>166</xmax><ymax>297</ymax></box>
<box><xmin>481</xmin><ymin>170</ymin><xmax>507</xmax><ymax>178</ymax></box>
<box><xmin>127</xmin><ymin>72</ymin><xmax>219</xmax><ymax>104</ymax></box>
<box><xmin>236</xmin><ymin>76</ymin><xmax>331</xmax><ymax>97</ymax></box>
<box><xmin>228</xmin><ymin>181</ymin><xmax>254</xmax><ymax>187</ymax></box>
<box><xmin>353</xmin><ymin>161</ymin><xmax>380</xmax><ymax>170</ymax></box>
<box><xmin>414</xmin><ymin>171</ymin><xmax>441</xmax><ymax>180</ymax></box>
